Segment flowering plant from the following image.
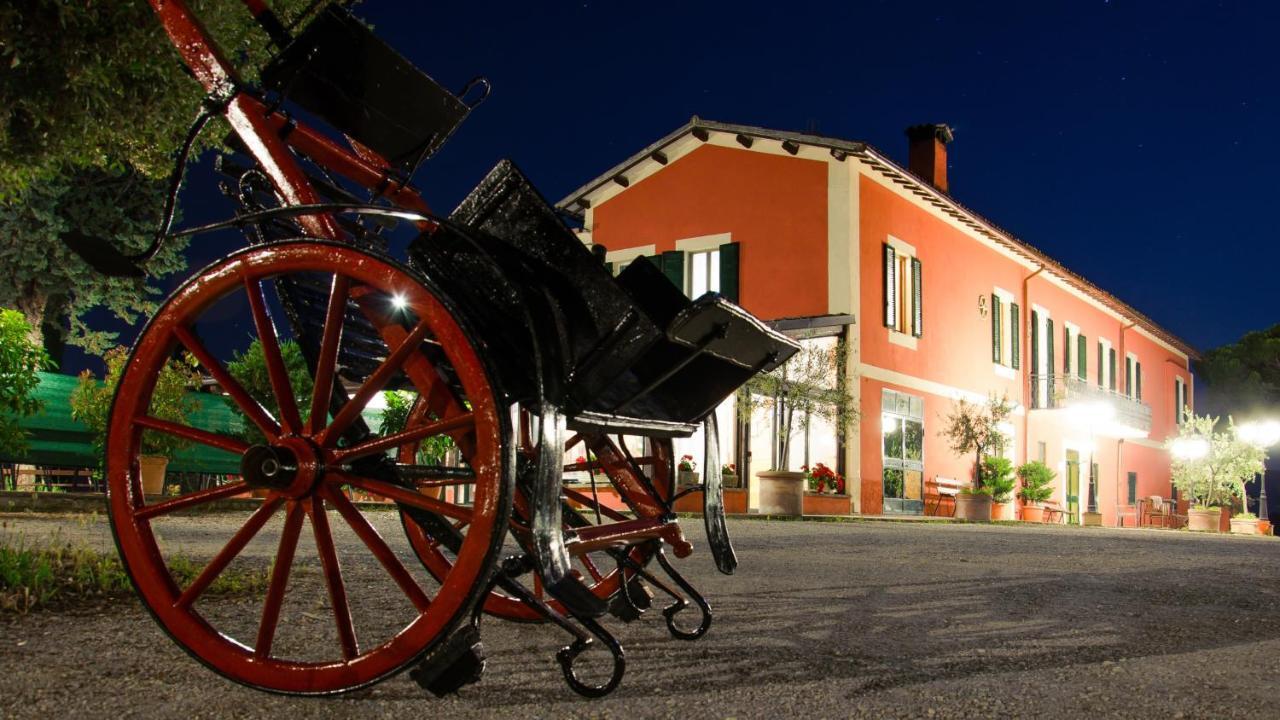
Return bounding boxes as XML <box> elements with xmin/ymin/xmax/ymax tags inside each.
<box><xmin>721</xmin><ymin>463</ymin><xmax>737</xmax><ymax>476</ymax></box>
<box><xmin>678</xmin><ymin>454</ymin><xmax>697</xmax><ymax>472</ymax></box>
<box><xmin>803</xmin><ymin>463</ymin><xmax>845</xmax><ymax>494</ymax></box>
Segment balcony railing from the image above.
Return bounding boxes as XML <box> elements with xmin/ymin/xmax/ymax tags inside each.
<box><xmin>1028</xmin><ymin>374</ymin><xmax>1152</xmax><ymax>437</ymax></box>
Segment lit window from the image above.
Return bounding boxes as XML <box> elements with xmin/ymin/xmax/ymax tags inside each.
<box><xmin>687</xmin><ymin>249</ymin><xmax>720</xmax><ymax>298</ymax></box>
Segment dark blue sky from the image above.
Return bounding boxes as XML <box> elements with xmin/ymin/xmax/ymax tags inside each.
<box><xmin>72</xmin><ymin>0</ymin><xmax>1279</xmax><ymax>373</ymax></box>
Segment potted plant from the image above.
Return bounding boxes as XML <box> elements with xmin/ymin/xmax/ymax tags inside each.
<box><xmin>1016</xmin><ymin>460</ymin><xmax>1056</xmax><ymax>522</ymax></box>
<box><xmin>677</xmin><ymin>455</ymin><xmax>699</xmax><ymax>488</ymax></box>
<box><xmin>721</xmin><ymin>463</ymin><xmax>740</xmax><ymax>489</ymax></box>
<box><xmin>801</xmin><ymin>462</ymin><xmax>850</xmax><ymax>515</ymax></box>
<box><xmin>740</xmin><ymin>342</ymin><xmax>856</xmax><ymax>517</ymax></box>
<box><xmin>1231</xmin><ymin>512</ymin><xmax>1260</xmax><ymax>535</ymax></box>
<box><xmin>1169</xmin><ymin>413</ymin><xmax>1265</xmax><ymax>533</ymax></box>
<box><xmin>940</xmin><ymin>395</ymin><xmax>1013</xmax><ymax>522</ymax></box>
<box><xmin>71</xmin><ymin>346</ymin><xmax>200</xmax><ymax>496</ymax></box>
<box><xmin>982</xmin><ymin>456</ymin><xmax>1017</xmax><ymax>521</ymax></box>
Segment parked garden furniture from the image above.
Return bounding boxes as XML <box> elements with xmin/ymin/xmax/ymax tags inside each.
<box><xmin>925</xmin><ymin>476</ymin><xmax>965</xmax><ymax>517</ymax></box>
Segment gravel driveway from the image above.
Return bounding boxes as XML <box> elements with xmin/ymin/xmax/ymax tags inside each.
<box><xmin>2</xmin><ymin>511</ymin><xmax>1277</xmax><ymax>719</ymax></box>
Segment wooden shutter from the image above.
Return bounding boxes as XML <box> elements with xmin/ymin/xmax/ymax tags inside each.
<box><xmin>1063</xmin><ymin>326</ymin><xmax>1071</xmax><ymax>375</ymax></box>
<box><xmin>1127</xmin><ymin>472</ymin><xmax>1138</xmax><ymax>505</ymax></box>
<box><xmin>1077</xmin><ymin>334</ymin><xmax>1087</xmax><ymax>381</ymax></box>
<box><xmin>883</xmin><ymin>244</ymin><xmax>897</xmax><ymax>327</ymax></box>
<box><xmin>660</xmin><ymin>250</ymin><xmax>684</xmax><ymax>291</ymax></box>
<box><xmin>1136</xmin><ymin>361</ymin><xmax>1142</xmax><ymax>400</ymax></box>
<box><xmin>1097</xmin><ymin>342</ymin><xmax>1104</xmax><ymax>387</ymax></box>
<box><xmin>1010</xmin><ymin>303</ymin><xmax>1020</xmax><ymax>370</ymax></box>
<box><xmin>992</xmin><ymin>295</ymin><xmax>1003</xmax><ymax>363</ymax></box>
<box><xmin>1030</xmin><ymin>309</ymin><xmax>1039</xmax><ymax>375</ymax></box>
<box><xmin>911</xmin><ymin>257</ymin><xmax>923</xmax><ymax>337</ymax></box>
<box><xmin>718</xmin><ymin>241</ymin><xmax>740</xmax><ymax>303</ymax></box>
<box><xmin>1046</xmin><ymin>318</ymin><xmax>1055</xmax><ymax>380</ymax></box>
<box><xmin>604</xmin><ymin>261</ymin><xmax>614</xmax><ymax>276</ymax></box>
<box><xmin>1109</xmin><ymin>348</ymin><xmax>1117</xmax><ymax>391</ymax></box>
<box><xmin>1125</xmin><ymin>357</ymin><xmax>1133</xmax><ymax>397</ymax></box>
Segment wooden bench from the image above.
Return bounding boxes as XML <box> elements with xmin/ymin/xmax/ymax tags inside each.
<box><xmin>1041</xmin><ymin>499</ymin><xmax>1067</xmax><ymax>524</ymax></box>
<box><xmin>926</xmin><ymin>476</ymin><xmax>967</xmax><ymax>517</ymax></box>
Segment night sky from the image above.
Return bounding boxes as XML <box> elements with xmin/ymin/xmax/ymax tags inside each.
<box><xmin>67</xmin><ymin>0</ymin><xmax>1280</xmax><ymax>372</ymax></box>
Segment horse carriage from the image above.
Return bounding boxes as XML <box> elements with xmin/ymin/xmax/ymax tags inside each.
<box><xmin>74</xmin><ymin>0</ymin><xmax>798</xmax><ymax>697</ymax></box>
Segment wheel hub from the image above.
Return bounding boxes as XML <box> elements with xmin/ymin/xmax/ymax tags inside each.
<box><xmin>241</xmin><ymin>437</ymin><xmax>325</xmax><ymax>498</ymax></box>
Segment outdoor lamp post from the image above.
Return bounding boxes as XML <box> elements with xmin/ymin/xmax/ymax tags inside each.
<box><xmin>1072</xmin><ymin>401</ymin><xmax>1113</xmax><ymax>523</ymax></box>
<box><xmin>1237</xmin><ymin>420</ymin><xmax>1280</xmax><ymax>525</ymax></box>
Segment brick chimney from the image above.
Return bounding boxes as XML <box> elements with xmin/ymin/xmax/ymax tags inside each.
<box><xmin>905</xmin><ymin>124</ymin><xmax>954</xmax><ymax>193</ymax></box>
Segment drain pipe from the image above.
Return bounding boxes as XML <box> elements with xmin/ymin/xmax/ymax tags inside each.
<box><xmin>1021</xmin><ymin>264</ymin><xmax>1045</xmax><ymax>466</ymax></box>
<box><xmin>1116</xmin><ymin>320</ymin><xmax>1136</xmax><ymax>526</ymax></box>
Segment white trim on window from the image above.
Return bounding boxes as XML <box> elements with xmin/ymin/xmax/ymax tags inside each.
<box><xmin>675</xmin><ymin>233</ymin><xmax>731</xmax><ymax>253</ymax></box>
<box><xmin>604</xmin><ymin>244</ymin><xmax>656</xmax><ymax>265</ymax></box>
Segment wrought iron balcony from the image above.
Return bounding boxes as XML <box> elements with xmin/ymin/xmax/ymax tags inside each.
<box><xmin>1028</xmin><ymin>374</ymin><xmax>1152</xmax><ymax>437</ymax></box>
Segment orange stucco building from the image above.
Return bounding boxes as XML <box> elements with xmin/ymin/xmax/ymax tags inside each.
<box><xmin>557</xmin><ymin>118</ymin><xmax>1196</xmax><ymax>525</ymax></box>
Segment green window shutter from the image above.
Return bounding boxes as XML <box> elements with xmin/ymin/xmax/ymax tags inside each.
<box><xmin>1136</xmin><ymin>361</ymin><xmax>1142</xmax><ymax>400</ymax></box>
<box><xmin>660</xmin><ymin>250</ymin><xmax>685</xmax><ymax>291</ymax></box>
<box><xmin>883</xmin><ymin>244</ymin><xmax>897</xmax><ymax>328</ymax></box>
<box><xmin>1046</xmin><ymin>318</ymin><xmax>1055</xmax><ymax>379</ymax></box>
<box><xmin>1109</xmin><ymin>348</ymin><xmax>1117</xmax><ymax>391</ymax></box>
<box><xmin>911</xmin><ymin>257</ymin><xmax>923</xmax><ymax>337</ymax></box>
<box><xmin>1175</xmin><ymin>380</ymin><xmax>1181</xmax><ymax>425</ymax></box>
<box><xmin>1125</xmin><ymin>357</ymin><xmax>1133</xmax><ymax>397</ymax></box>
<box><xmin>1010</xmin><ymin>303</ymin><xmax>1020</xmax><ymax>370</ymax></box>
<box><xmin>1127</xmin><ymin>472</ymin><xmax>1137</xmax><ymax>505</ymax></box>
<box><xmin>1097</xmin><ymin>342</ymin><xmax>1104</xmax><ymax>387</ymax></box>
<box><xmin>604</xmin><ymin>261</ymin><xmax>615</xmax><ymax>276</ymax></box>
<box><xmin>992</xmin><ymin>295</ymin><xmax>1003</xmax><ymax>363</ymax></box>
<box><xmin>1030</xmin><ymin>309</ymin><xmax>1039</xmax><ymax>375</ymax></box>
<box><xmin>718</xmin><ymin>241</ymin><xmax>740</xmax><ymax>303</ymax></box>
<box><xmin>1078</xmin><ymin>334</ymin><xmax>1087</xmax><ymax>381</ymax></box>
<box><xmin>1063</xmin><ymin>326</ymin><xmax>1071</xmax><ymax>375</ymax></box>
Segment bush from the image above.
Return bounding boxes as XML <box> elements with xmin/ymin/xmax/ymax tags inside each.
<box><xmin>378</xmin><ymin>390</ymin><xmax>455</xmax><ymax>464</ymax></box>
<box><xmin>980</xmin><ymin>456</ymin><xmax>1016</xmax><ymax>503</ymax></box>
<box><xmin>0</xmin><ymin>309</ymin><xmax>50</xmax><ymax>457</ymax></box>
<box><xmin>225</xmin><ymin>338</ymin><xmax>312</xmax><ymax>445</ymax></box>
<box><xmin>70</xmin><ymin>346</ymin><xmax>199</xmax><ymax>458</ymax></box>
<box><xmin>1016</xmin><ymin>461</ymin><xmax>1057</xmax><ymax>504</ymax></box>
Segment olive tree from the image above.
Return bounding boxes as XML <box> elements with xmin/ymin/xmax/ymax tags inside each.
<box><xmin>939</xmin><ymin>394</ymin><xmax>1014</xmax><ymax>487</ymax></box>
<box><xmin>1168</xmin><ymin>413</ymin><xmax>1265</xmax><ymax>510</ymax></box>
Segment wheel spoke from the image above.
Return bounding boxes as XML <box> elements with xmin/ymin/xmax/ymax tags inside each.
<box><xmin>135</xmin><ymin>416</ymin><xmax>248</xmax><ymax>456</ymax></box>
<box><xmin>136</xmin><ymin>481</ymin><xmax>249</xmax><ymax>520</ymax></box>
<box><xmin>319</xmin><ymin>318</ymin><xmax>432</xmax><ymax>447</ymax></box>
<box><xmin>334</xmin><ymin>472</ymin><xmax>473</xmax><ymax>523</ymax></box>
<box><xmin>323</xmin><ymin>487</ymin><xmax>431</xmax><ymax>613</ymax></box>
<box><xmin>176</xmin><ymin>495</ymin><xmax>283</xmax><ymax>609</ymax></box>
<box><xmin>581</xmin><ymin>554</ymin><xmax>604</xmax><ymax>583</ymax></box>
<box><xmin>255</xmin><ymin>501</ymin><xmax>304</xmax><ymax>659</ymax></box>
<box><xmin>174</xmin><ymin>325</ymin><xmax>281</xmax><ymax>440</ymax></box>
<box><xmin>308</xmin><ymin>274</ymin><xmax>351</xmax><ymax>434</ymax></box>
<box><xmin>306</xmin><ymin>495</ymin><xmax>358</xmax><ymax>660</ymax></box>
<box><xmin>332</xmin><ymin>413</ymin><xmax>474</xmax><ymax>464</ymax></box>
<box><xmin>244</xmin><ymin>274</ymin><xmax>304</xmax><ymax>435</ymax></box>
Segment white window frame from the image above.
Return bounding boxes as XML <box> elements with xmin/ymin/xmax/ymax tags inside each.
<box><xmin>1125</xmin><ymin>352</ymin><xmax>1139</xmax><ymax>399</ymax></box>
<box><xmin>992</xmin><ymin>287</ymin><xmax>1016</xmax><ymax>377</ymax></box>
<box><xmin>676</xmin><ymin>233</ymin><xmax>731</xmax><ymax>298</ymax></box>
<box><xmin>886</xmin><ymin>236</ymin><xmax>919</xmax><ymax>350</ymax></box>
<box><xmin>1032</xmin><ymin>304</ymin><xmax>1051</xmax><ymax>407</ymax></box>
<box><xmin>1099</xmin><ymin>338</ymin><xmax>1114</xmax><ymax>390</ymax></box>
<box><xmin>603</xmin><ymin>244</ymin><xmax>656</xmax><ymax>277</ymax></box>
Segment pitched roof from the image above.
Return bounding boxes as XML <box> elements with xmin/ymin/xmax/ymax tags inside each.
<box><xmin>557</xmin><ymin>117</ymin><xmax>1197</xmax><ymax>359</ymax></box>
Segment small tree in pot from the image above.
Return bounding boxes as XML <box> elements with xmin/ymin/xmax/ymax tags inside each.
<box><xmin>1168</xmin><ymin>413</ymin><xmax>1264</xmax><ymax>532</ymax></box>
<box><xmin>71</xmin><ymin>346</ymin><xmax>199</xmax><ymax>495</ymax></box>
<box><xmin>939</xmin><ymin>395</ymin><xmax>1014</xmax><ymax>521</ymax></box>
<box><xmin>982</xmin><ymin>456</ymin><xmax>1017</xmax><ymax>520</ymax></box>
<box><xmin>1016</xmin><ymin>461</ymin><xmax>1056</xmax><ymax>522</ymax></box>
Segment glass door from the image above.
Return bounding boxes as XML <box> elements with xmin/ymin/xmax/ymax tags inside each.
<box><xmin>882</xmin><ymin>390</ymin><xmax>924</xmax><ymax>515</ymax></box>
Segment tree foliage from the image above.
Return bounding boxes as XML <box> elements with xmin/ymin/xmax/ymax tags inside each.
<box><xmin>225</xmin><ymin>338</ymin><xmax>313</xmax><ymax>446</ymax></box>
<box><xmin>0</xmin><ymin>0</ymin><xmax>309</xmax><ymax>355</ymax></box>
<box><xmin>1016</xmin><ymin>460</ymin><xmax>1057</xmax><ymax>504</ymax></box>
<box><xmin>1196</xmin><ymin>324</ymin><xmax>1280</xmax><ymax>421</ymax></box>
<box><xmin>980</xmin><ymin>456</ymin><xmax>1016</xmax><ymax>504</ymax></box>
<box><xmin>379</xmin><ymin>390</ymin><xmax>456</xmax><ymax>465</ymax></box>
<box><xmin>1168</xmin><ymin>413</ymin><xmax>1266</xmax><ymax>510</ymax></box>
<box><xmin>70</xmin><ymin>346</ymin><xmax>200</xmax><ymax>458</ymax></box>
<box><xmin>0</xmin><ymin>308</ymin><xmax>50</xmax><ymax>456</ymax></box>
<box><xmin>939</xmin><ymin>394</ymin><xmax>1014</xmax><ymax>486</ymax></box>
<box><xmin>741</xmin><ymin>340</ymin><xmax>856</xmax><ymax>471</ymax></box>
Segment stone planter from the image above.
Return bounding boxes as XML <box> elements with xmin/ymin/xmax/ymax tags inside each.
<box><xmin>722</xmin><ymin>473</ymin><xmax>741</xmax><ymax>489</ymax></box>
<box><xmin>1230</xmin><ymin>518</ymin><xmax>1260</xmax><ymax>535</ymax></box>
<box><xmin>138</xmin><ymin>455</ymin><xmax>169</xmax><ymax>496</ymax></box>
<box><xmin>755</xmin><ymin>470</ymin><xmax>805</xmax><ymax>516</ymax></box>
<box><xmin>954</xmin><ymin>493</ymin><xmax>992</xmax><ymax>522</ymax></box>
<box><xmin>1082</xmin><ymin>511</ymin><xmax>1103</xmax><ymax>527</ymax></box>
<box><xmin>992</xmin><ymin>501</ymin><xmax>1015</xmax><ymax>521</ymax></box>
<box><xmin>803</xmin><ymin>492</ymin><xmax>851</xmax><ymax>516</ymax></box>
<box><xmin>1188</xmin><ymin>507</ymin><xmax>1221</xmax><ymax>532</ymax></box>
<box><xmin>1020</xmin><ymin>503</ymin><xmax>1045</xmax><ymax>523</ymax></box>
<box><xmin>677</xmin><ymin>470</ymin><xmax>700</xmax><ymax>488</ymax></box>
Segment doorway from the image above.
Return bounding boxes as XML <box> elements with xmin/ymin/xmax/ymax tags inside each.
<box><xmin>1065</xmin><ymin>450</ymin><xmax>1081</xmax><ymax>524</ymax></box>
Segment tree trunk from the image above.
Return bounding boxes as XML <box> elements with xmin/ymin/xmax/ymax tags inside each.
<box><xmin>14</xmin><ymin>288</ymin><xmax>46</xmax><ymax>349</ymax></box>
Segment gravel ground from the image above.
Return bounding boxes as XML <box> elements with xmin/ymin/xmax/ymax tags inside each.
<box><xmin>2</xmin><ymin>511</ymin><xmax>1278</xmax><ymax>719</ymax></box>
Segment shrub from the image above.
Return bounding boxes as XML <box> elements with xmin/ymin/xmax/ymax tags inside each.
<box><xmin>70</xmin><ymin>346</ymin><xmax>199</xmax><ymax>458</ymax></box>
<box><xmin>225</xmin><ymin>338</ymin><xmax>312</xmax><ymax>445</ymax></box>
<box><xmin>980</xmin><ymin>456</ymin><xmax>1016</xmax><ymax>503</ymax></box>
<box><xmin>0</xmin><ymin>309</ymin><xmax>50</xmax><ymax>457</ymax></box>
<box><xmin>1016</xmin><ymin>461</ymin><xmax>1057</xmax><ymax>504</ymax></box>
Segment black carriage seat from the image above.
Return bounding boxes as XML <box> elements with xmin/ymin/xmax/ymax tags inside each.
<box><xmin>408</xmin><ymin>160</ymin><xmax>798</xmax><ymax>437</ymax></box>
<box><xmin>260</xmin><ymin>5</ymin><xmax>485</xmax><ymax>172</ymax></box>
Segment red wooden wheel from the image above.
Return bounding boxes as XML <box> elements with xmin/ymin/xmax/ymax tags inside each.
<box><xmin>400</xmin><ymin>409</ymin><xmax>673</xmax><ymax>622</ymax></box>
<box><xmin>106</xmin><ymin>241</ymin><xmax>511</xmax><ymax>695</ymax></box>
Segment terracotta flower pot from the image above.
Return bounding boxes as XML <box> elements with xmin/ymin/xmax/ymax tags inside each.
<box><xmin>138</xmin><ymin>455</ymin><xmax>169</xmax><ymax>496</ymax></box>
<box><xmin>954</xmin><ymin>493</ymin><xmax>993</xmax><ymax>522</ymax></box>
<box><xmin>1188</xmin><ymin>507</ymin><xmax>1221</xmax><ymax>532</ymax></box>
<box><xmin>992</xmin><ymin>501</ymin><xmax>1015</xmax><ymax>521</ymax></box>
<box><xmin>1259</xmin><ymin>520</ymin><xmax>1273</xmax><ymax>536</ymax></box>
<box><xmin>1230</xmin><ymin>518</ymin><xmax>1260</xmax><ymax>535</ymax></box>
<box><xmin>755</xmin><ymin>470</ymin><xmax>805</xmax><ymax>516</ymax></box>
<box><xmin>1020</xmin><ymin>503</ymin><xmax>1045</xmax><ymax>523</ymax></box>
